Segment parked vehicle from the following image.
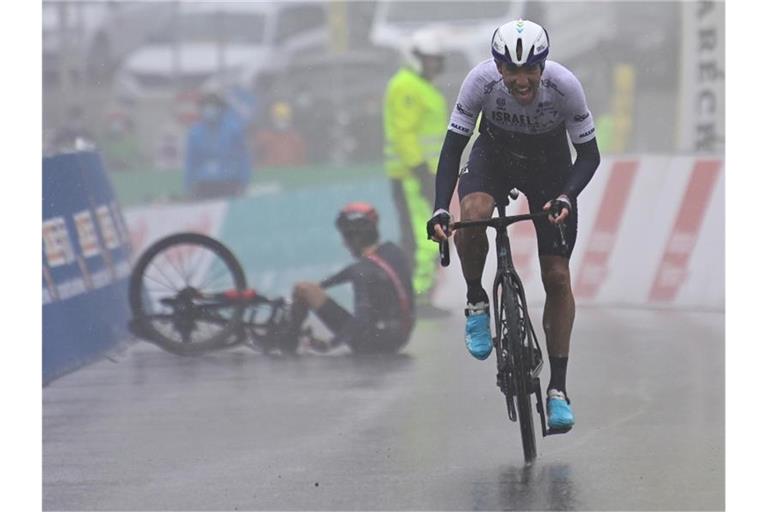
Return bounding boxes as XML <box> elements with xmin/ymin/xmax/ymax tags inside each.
<box><xmin>43</xmin><ymin>1</ymin><xmax>177</xmax><ymax>86</ymax></box>
<box><xmin>370</xmin><ymin>1</ymin><xmax>531</xmax><ymax>66</ymax></box>
<box><xmin>113</xmin><ymin>1</ymin><xmax>329</xmax><ymax>99</ymax></box>
<box><xmin>370</xmin><ymin>1</ymin><xmax>535</xmax><ymax>103</ymax></box>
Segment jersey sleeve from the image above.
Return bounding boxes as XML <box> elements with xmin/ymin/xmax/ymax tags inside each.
<box><xmin>320</xmin><ymin>265</ymin><xmax>354</xmax><ymax>288</ymax></box>
<box><xmin>447</xmin><ymin>65</ymin><xmax>485</xmax><ymax>136</ymax></box>
<box><xmin>562</xmin><ymin>72</ymin><xmax>596</xmax><ymax>144</ymax></box>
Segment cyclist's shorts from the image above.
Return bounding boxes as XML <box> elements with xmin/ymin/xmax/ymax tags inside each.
<box><xmin>318</xmin><ymin>299</ymin><xmax>408</xmax><ymax>354</ymax></box>
<box><xmin>315</xmin><ymin>299</ymin><xmax>353</xmax><ymax>333</ymax></box>
<box><xmin>457</xmin><ymin>135</ymin><xmax>577</xmax><ymax>258</ymax></box>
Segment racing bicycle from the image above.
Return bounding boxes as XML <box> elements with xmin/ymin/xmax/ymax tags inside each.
<box><xmin>439</xmin><ymin>197</ymin><xmax>569</xmax><ymax>463</ymax></box>
<box><xmin>128</xmin><ymin>232</ymin><xmax>308</xmax><ymax>356</ymax></box>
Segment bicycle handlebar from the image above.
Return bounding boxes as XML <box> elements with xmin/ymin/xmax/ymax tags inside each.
<box><xmin>439</xmin><ymin>210</ymin><xmax>568</xmax><ymax>267</ymax></box>
<box><xmin>451</xmin><ymin>210</ymin><xmax>549</xmax><ymax>230</ymax></box>
<box><xmin>440</xmin><ymin>240</ymin><xmax>450</xmax><ymax>266</ymax></box>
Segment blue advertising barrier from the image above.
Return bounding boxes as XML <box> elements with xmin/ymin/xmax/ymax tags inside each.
<box><xmin>43</xmin><ymin>151</ymin><xmax>133</xmax><ymax>385</ymax></box>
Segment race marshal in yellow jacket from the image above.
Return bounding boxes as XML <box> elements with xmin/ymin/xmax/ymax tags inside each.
<box><xmin>384</xmin><ymin>28</ymin><xmax>448</xmax><ymax>314</ymax></box>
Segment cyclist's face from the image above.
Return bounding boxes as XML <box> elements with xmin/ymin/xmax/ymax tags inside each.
<box><xmin>496</xmin><ymin>61</ymin><xmax>542</xmax><ymax>106</ymax></box>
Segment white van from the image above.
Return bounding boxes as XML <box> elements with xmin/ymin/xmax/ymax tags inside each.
<box><xmin>43</xmin><ymin>1</ymin><xmax>177</xmax><ymax>85</ymax></box>
<box><xmin>370</xmin><ymin>0</ymin><xmax>624</xmax><ymax>123</ymax></box>
<box><xmin>369</xmin><ymin>1</ymin><xmax>617</xmax><ymax>87</ymax></box>
<box><xmin>370</xmin><ymin>1</ymin><xmax>536</xmax><ymax>98</ymax></box>
<box><xmin>114</xmin><ymin>1</ymin><xmax>328</xmax><ymax>99</ymax></box>
<box><xmin>370</xmin><ymin>1</ymin><xmax>532</xmax><ymax>67</ymax></box>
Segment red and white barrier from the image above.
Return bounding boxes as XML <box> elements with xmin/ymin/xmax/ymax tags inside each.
<box><xmin>434</xmin><ymin>156</ymin><xmax>724</xmax><ymax>311</ymax></box>
<box><xmin>123</xmin><ymin>200</ymin><xmax>230</xmax><ymax>261</ymax></box>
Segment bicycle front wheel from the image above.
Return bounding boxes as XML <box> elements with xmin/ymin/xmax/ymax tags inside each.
<box><xmin>500</xmin><ymin>274</ymin><xmax>537</xmax><ymax>463</ymax></box>
<box><xmin>129</xmin><ymin>232</ymin><xmax>247</xmax><ymax>355</ymax></box>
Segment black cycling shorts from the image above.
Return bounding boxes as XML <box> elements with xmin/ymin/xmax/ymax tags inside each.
<box><xmin>315</xmin><ymin>299</ymin><xmax>353</xmax><ymax>333</ymax></box>
<box><xmin>457</xmin><ymin>135</ymin><xmax>577</xmax><ymax>258</ymax></box>
<box><xmin>317</xmin><ymin>299</ymin><xmax>407</xmax><ymax>354</ymax></box>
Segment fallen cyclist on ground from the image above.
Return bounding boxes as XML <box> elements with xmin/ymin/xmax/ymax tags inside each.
<box><xmin>289</xmin><ymin>202</ymin><xmax>415</xmax><ymax>355</ymax></box>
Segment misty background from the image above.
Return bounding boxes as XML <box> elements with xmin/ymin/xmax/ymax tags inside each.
<box><xmin>40</xmin><ymin>3</ymin><xmax>728</xmax><ymax>510</ymax></box>
<box><xmin>43</xmin><ymin>1</ymin><xmax>721</xmax><ymax>188</ymax></box>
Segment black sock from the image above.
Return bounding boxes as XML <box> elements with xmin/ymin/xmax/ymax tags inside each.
<box><xmin>466</xmin><ymin>279</ymin><xmax>488</xmax><ymax>305</ymax></box>
<box><xmin>548</xmin><ymin>356</ymin><xmax>568</xmax><ymax>396</ymax></box>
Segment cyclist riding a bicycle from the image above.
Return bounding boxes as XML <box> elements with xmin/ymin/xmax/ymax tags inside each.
<box><xmin>426</xmin><ymin>19</ymin><xmax>601</xmax><ymax>431</ymax></box>
<box><xmin>291</xmin><ymin>202</ymin><xmax>415</xmax><ymax>354</ymax></box>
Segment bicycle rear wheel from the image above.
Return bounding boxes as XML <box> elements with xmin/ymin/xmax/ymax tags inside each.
<box><xmin>499</xmin><ymin>274</ymin><xmax>537</xmax><ymax>463</ymax></box>
<box><xmin>129</xmin><ymin>232</ymin><xmax>247</xmax><ymax>355</ymax></box>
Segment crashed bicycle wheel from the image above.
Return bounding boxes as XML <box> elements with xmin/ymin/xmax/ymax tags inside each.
<box><xmin>129</xmin><ymin>232</ymin><xmax>247</xmax><ymax>355</ymax></box>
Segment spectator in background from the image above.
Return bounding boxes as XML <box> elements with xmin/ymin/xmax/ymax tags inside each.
<box><xmin>383</xmin><ymin>27</ymin><xmax>450</xmax><ymax>317</ymax></box>
<box><xmin>50</xmin><ymin>105</ymin><xmax>95</xmax><ymax>152</ymax></box>
<box><xmin>100</xmin><ymin>111</ymin><xmax>147</xmax><ymax>172</ymax></box>
<box><xmin>154</xmin><ymin>126</ymin><xmax>182</xmax><ymax>173</ymax></box>
<box><xmin>184</xmin><ymin>92</ymin><xmax>252</xmax><ymax>200</ymax></box>
<box><xmin>252</xmin><ymin>101</ymin><xmax>307</xmax><ymax>168</ymax></box>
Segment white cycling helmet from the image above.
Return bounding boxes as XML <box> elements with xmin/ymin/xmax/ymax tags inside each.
<box><xmin>491</xmin><ymin>19</ymin><xmax>549</xmax><ymax>68</ymax></box>
<box><xmin>403</xmin><ymin>26</ymin><xmax>445</xmax><ymax>74</ymax></box>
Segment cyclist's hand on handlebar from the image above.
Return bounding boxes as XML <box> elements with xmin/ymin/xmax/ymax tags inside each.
<box><xmin>427</xmin><ymin>209</ymin><xmax>453</xmax><ymax>242</ymax></box>
<box><xmin>543</xmin><ymin>195</ymin><xmax>572</xmax><ymax>225</ymax></box>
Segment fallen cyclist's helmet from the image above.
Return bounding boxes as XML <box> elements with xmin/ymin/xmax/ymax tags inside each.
<box><xmin>336</xmin><ymin>202</ymin><xmax>379</xmax><ymax>243</ymax></box>
<box><xmin>491</xmin><ymin>19</ymin><xmax>549</xmax><ymax>68</ymax></box>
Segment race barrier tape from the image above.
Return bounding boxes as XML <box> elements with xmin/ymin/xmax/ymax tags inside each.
<box><xmin>41</xmin><ymin>154</ymin><xmax>720</xmax><ymax>383</ymax></box>
<box><xmin>434</xmin><ymin>155</ymin><xmax>725</xmax><ymax>310</ymax></box>
<box><xmin>43</xmin><ymin>151</ymin><xmax>133</xmax><ymax>384</ymax></box>
<box><xmin>121</xmin><ymin>155</ymin><xmax>723</xmax><ymax>313</ymax></box>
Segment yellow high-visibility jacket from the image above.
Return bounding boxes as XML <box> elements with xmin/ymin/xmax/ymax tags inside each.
<box><xmin>383</xmin><ymin>67</ymin><xmax>448</xmax><ymax>179</ymax></box>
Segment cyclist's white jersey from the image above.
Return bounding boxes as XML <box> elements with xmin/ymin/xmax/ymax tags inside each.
<box><xmin>448</xmin><ymin>59</ymin><xmax>596</xmax><ymax>145</ymax></box>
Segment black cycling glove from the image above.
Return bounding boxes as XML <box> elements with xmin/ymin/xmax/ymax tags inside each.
<box><xmin>426</xmin><ymin>209</ymin><xmax>452</xmax><ymax>240</ymax></box>
<box><xmin>548</xmin><ymin>196</ymin><xmax>572</xmax><ymax>219</ymax></box>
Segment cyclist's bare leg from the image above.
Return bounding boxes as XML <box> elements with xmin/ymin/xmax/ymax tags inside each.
<box><xmin>539</xmin><ymin>255</ymin><xmax>575</xmax><ymax>401</ymax></box>
<box><xmin>455</xmin><ymin>192</ymin><xmax>495</xmax><ymax>296</ymax></box>
<box><xmin>539</xmin><ymin>256</ymin><xmax>574</xmax><ymax>357</ymax></box>
<box><xmin>289</xmin><ymin>282</ymin><xmax>332</xmax><ymax>350</ymax></box>
<box><xmin>290</xmin><ymin>282</ymin><xmax>329</xmax><ymax>330</ymax></box>
<box><xmin>293</xmin><ymin>282</ymin><xmax>328</xmax><ymax>310</ymax></box>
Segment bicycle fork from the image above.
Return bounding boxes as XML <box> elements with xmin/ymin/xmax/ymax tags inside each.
<box><xmin>492</xmin><ymin>286</ymin><xmax>550</xmax><ymax>436</ymax></box>
<box><xmin>502</xmin><ymin>358</ymin><xmax>551</xmax><ymax>437</ymax></box>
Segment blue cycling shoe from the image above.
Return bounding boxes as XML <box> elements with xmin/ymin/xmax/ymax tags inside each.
<box><xmin>546</xmin><ymin>389</ymin><xmax>575</xmax><ymax>431</ymax></box>
<box><xmin>465</xmin><ymin>302</ymin><xmax>492</xmax><ymax>360</ymax></box>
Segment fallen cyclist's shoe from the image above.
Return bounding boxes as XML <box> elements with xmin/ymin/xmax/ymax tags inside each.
<box><xmin>465</xmin><ymin>302</ymin><xmax>492</xmax><ymax>360</ymax></box>
<box><xmin>546</xmin><ymin>389</ymin><xmax>574</xmax><ymax>431</ymax></box>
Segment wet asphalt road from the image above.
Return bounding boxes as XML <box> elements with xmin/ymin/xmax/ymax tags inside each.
<box><xmin>43</xmin><ymin>308</ymin><xmax>724</xmax><ymax>511</ymax></box>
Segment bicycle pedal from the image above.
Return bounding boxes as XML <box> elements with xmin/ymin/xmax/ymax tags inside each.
<box><xmin>545</xmin><ymin>426</ymin><xmax>573</xmax><ymax>436</ymax></box>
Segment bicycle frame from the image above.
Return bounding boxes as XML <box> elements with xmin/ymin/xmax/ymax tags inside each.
<box><xmin>191</xmin><ymin>290</ymin><xmax>295</xmax><ymax>350</ymax></box>
<box><xmin>135</xmin><ymin>286</ymin><xmax>296</xmax><ymax>353</ymax></box>
<box><xmin>488</xmin><ymin>205</ymin><xmax>548</xmax><ymax>438</ymax></box>
<box><xmin>441</xmin><ymin>205</ymin><xmax>567</xmax><ymax>443</ymax></box>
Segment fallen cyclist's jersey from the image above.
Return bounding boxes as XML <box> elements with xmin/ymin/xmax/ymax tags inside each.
<box><xmin>320</xmin><ymin>242</ymin><xmax>414</xmax><ymax>347</ymax></box>
<box><xmin>448</xmin><ymin>59</ymin><xmax>596</xmax><ymax>162</ymax></box>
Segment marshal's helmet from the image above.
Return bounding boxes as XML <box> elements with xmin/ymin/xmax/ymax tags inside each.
<box><xmin>403</xmin><ymin>26</ymin><xmax>446</xmax><ymax>75</ymax></box>
<box><xmin>335</xmin><ymin>202</ymin><xmax>380</xmax><ymax>250</ymax></box>
<box><xmin>491</xmin><ymin>19</ymin><xmax>549</xmax><ymax>69</ymax></box>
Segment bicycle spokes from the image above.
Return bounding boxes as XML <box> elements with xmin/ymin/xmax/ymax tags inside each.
<box><xmin>130</xmin><ymin>233</ymin><xmax>247</xmax><ymax>355</ymax></box>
